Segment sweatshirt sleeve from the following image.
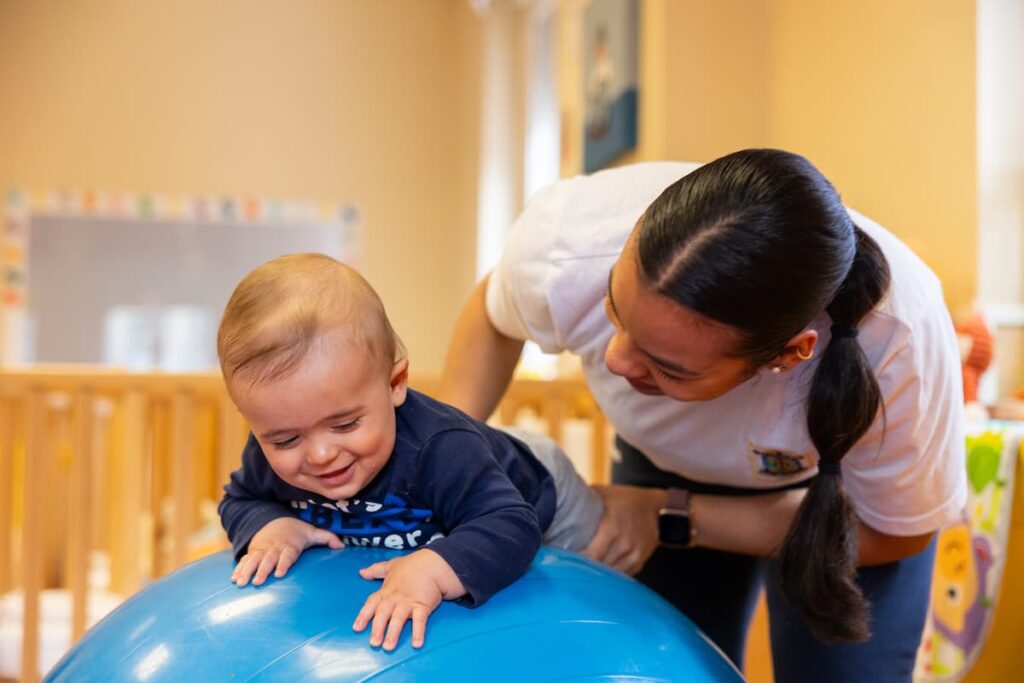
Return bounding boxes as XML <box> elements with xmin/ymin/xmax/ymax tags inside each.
<box><xmin>218</xmin><ymin>434</ymin><xmax>295</xmax><ymax>561</ymax></box>
<box><xmin>416</xmin><ymin>430</ymin><xmax>542</xmax><ymax>606</ymax></box>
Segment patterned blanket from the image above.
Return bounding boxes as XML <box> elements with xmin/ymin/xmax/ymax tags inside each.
<box><xmin>914</xmin><ymin>421</ymin><xmax>1023</xmax><ymax>681</ymax></box>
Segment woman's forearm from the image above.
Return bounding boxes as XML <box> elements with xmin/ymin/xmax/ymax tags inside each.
<box><xmin>691</xmin><ymin>489</ymin><xmax>934</xmax><ymax>566</ymax></box>
<box><xmin>689</xmin><ymin>489</ymin><xmax>802</xmax><ymax>559</ymax></box>
<box><xmin>438</xmin><ymin>275</ymin><xmax>524</xmax><ymax>420</ymax></box>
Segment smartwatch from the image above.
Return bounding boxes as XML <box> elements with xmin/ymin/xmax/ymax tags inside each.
<box><xmin>658</xmin><ymin>487</ymin><xmax>697</xmax><ymax>549</ymax></box>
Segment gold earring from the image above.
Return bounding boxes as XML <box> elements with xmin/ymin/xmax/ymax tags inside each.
<box><xmin>796</xmin><ymin>347</ymin><xmax>814</xmax><ymax>361</ymax></box>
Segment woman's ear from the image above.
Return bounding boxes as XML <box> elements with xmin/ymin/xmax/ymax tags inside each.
<box><xmin>768</xmin><ymin>329</ymin><xmax>819</xmax><ymax>372</ymax></box>
<box><xmin>390</xmin><ymin>358</ymin><xmax>410</xmax><ymax>407</ymax></box>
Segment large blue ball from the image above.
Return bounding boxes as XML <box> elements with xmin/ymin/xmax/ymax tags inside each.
<box><xmin>46</xmin><ymin>547</ymin><xmax>743</xmax><ymax>682</ymax></box>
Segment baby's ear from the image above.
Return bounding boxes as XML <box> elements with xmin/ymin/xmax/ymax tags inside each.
<box><xmin>390</xmin><ymin>358</ymin><xmax>410</xmax><ymax>406</ymax></box>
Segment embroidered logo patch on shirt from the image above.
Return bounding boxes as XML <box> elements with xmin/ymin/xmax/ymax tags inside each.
<box><xmin>748</xmin><ymin>442</ymin><xmax>810</xmax><ymax>477</ymax></box>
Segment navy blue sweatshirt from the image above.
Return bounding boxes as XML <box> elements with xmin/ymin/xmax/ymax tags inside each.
<box><xmin>218</xmin><ymin>389</ymin><xmax>558</xmax><ymax>606</ymax></box>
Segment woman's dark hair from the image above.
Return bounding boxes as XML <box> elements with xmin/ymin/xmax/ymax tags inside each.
<box><xmin>637</xmin><ymin>149</ymin><xmax>891</xmax><ymax>642</ymax></box>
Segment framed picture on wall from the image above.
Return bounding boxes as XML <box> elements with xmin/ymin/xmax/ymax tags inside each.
<box><xmin>582</xmin><ymin>0</ymin><xmax>639</xmax><ymax>173</ymax></box>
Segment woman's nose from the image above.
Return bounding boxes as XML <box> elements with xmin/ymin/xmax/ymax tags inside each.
<box><xmin>604</xmin><ymin>330</ymin><xmax>647</xmax><ymax>380</ymax></box>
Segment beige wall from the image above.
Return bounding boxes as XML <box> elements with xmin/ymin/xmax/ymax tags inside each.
<box><xmin>659</xmin><ymin>0</ymin><xmax>772</xmax><ymax>164</ymax></box>
<box><xmin>571</xmin><ymin>0</ymin><xmax>976</xmax><ymax>310</ymax></box>
<box><xmin>766</xmin><ymin>0</ymin><xmax>977</xmax><ymax>310</ymax></box>
<box><xmin>0</xmin><ymin>0</ymin><xmax>481</xmax><ymax>373</ymax></box>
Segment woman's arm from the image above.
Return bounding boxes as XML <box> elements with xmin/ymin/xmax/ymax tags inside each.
<box><xmin>584</xmin><ymin>484</ymin><xmax>934</xmax><ymax>574</ymax></box>
<box><xmin>692</xmin><ymin>488</ymin><xmax>934</xmax><ymax>565</ymax></box>
<box><xmin>438</xmin><ymin>274</ymin><xmax>525</xmax><ymax>420</ymax></box>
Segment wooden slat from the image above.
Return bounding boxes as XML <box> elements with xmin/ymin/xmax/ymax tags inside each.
<box><xmin>90</xmin><ymin>397</ymin><xmax>113</xmax><ymax>552</ymax></box>
<box><xmin>498</xmin><ymin>396</ymin><xmax>517</xmax><ymax>426</ymax></box>
<box><xmin>193</xmin><ymin>401</ymin><xmax>216</xmax><ymax>515</ymax></box>
<box><xmin>148</xmin><ymin>398</ymin><xmax>170</xmax><ymax>574</ymax></box>
<box><xmin>68</xmin><ymin>391</ymin><xmax>94</xmax><ymax>642</ymax></box>
<box><xmin>109</xmin><ymin>391</ymin><xmax>146</xmax><ymax>595</ymax></box>
<box><xmin>169</xmin><ymin>391</ymin><xmax>196</xmax><ymax>569</ymax></box>
<box><xmin>20</xmin><ymin>391</ymin><xmax>46</xmax><ymax>683</ymax></box>
<box><xmin>0</xmin><ymin>398</ymin><xmax>13</xmax><ymax>594</ymax></box>
<box><xmin>43</xmin><ymin>393</ymin><xmax>70</xmax><ymax>590</ymax></box>
<box><xmin>592</xmin><ymin>411</ymin><xmax>610</xmax><ymax>484</ymax></box>
<box><xmin>542</xmin><ymin>389</ymin><xmax>565</xmax><ymax>444</ymax></box>
<box><xmin>216</xmin><ymin>396</ymin><xmax>246</xmax><ymax>496</ymax></box>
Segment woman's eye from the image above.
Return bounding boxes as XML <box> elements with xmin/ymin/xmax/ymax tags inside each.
<box><xmin>272</xmin><ymin>436</ymin><xmax>299</xmax><ymax>448</ymax></box>
<box><xmin>603</xmin><ymin>294</ymin><xmax>616</xmax><ymax>318</ymax></box>
<box><xmin>652</xmin><ymin>366</ymin><xmax>683</xmax><ymax>382</ymax></box>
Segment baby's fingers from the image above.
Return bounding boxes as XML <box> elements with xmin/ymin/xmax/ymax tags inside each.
<box><xmin>353</xmin><ymin>591</ymin><xmax>381</xmax><ymax>633</ymax></box>
<box><xmin>383</xmin><ymin>604</ymin><xmax>412</xmax><ymax>651</ymax></box>
<box><xmin>369</xmin><ymin>599</ymin><xmax>395</xmax><ymax>648</ymax></box>
<box><xmin>232</xmin><ymin>551</ymin><xmax>264</xmax><ymax>587</ymax></box>
<box><xmin>274</xmin><ymin>546</ymin><xmax>300</xmax><ymax>579</ymax></box>
<box><xmin>251</xmin><ymin>548</ymin><xmax>282</xmax><ymax>586</ymax></box>
<box><xmin>309</xmin><ymin>528</ymin><xmax>344</xmax><ymax>550</ymax></box>
<box><xmin>358</xmin><ymin>560</ymin><xmax>392</xmax><ymax>581</ymax></box>
<box><xmin>410</xmin><ymin>604</ymin><xmax>429</xmax><ymax>649</ymax></box>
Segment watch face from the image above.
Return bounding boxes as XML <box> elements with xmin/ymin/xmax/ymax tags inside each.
<box><xmin>658</xmin><ymin>511</ymin><xmax>692</xmax><ymax>547</ymax></box>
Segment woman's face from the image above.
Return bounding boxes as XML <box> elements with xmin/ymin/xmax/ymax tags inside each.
<box><xmin>603</xmin><ymin>237</ymin><xmax>758</xmax><ymax>402</ymax></box>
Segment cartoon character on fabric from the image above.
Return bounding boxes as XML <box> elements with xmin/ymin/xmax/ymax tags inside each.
<box><xmin>918</xmin><ymin>431</ymin><xmax>1009</xmax><ymax>678</ymax></box>
<box><xmin>931</xmin><ymin>522</ymin><xmax>993</xmax><ymax>655</ymax></box>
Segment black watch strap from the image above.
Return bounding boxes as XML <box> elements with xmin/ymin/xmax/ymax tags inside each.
<box><xmin>658</xmin><ymin>487</ymin><xmax>697</xmax><ymax>549</ymax></box>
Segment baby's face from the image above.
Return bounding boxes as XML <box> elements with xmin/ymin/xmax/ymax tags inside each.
<box><xmin>231</xmin><ymin>330</ymin><xmax>408</xmax><ymax>501</ymax></box>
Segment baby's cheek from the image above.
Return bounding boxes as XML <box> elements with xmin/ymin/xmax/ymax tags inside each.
<box><xmin>265</xmin><ymin>453</ymin><xmax>303</xmax><ymax>485</ymax></box>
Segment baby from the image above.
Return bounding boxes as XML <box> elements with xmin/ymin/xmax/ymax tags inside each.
<box><xmin>217</xmin><ymin>253</ymin><xmax>602</xmax><ymax>651</ymax></box>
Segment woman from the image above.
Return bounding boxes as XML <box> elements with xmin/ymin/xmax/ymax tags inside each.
<box><xmin>439</xmin><ymin>149</ymin><xmax>965</xmax><ymax>681</ymax></box>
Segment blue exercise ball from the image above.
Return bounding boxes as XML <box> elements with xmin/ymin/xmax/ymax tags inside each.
<box><xmin>46</xmin><ymin>547</ymin><xmax>744</xmax><ymax>682</ymax></box>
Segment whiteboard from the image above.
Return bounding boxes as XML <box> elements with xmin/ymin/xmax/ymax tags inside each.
<box><xmin>29</xmin><ymin>214</ymin><xmax>349</xmax><ymax>367</ymax></box>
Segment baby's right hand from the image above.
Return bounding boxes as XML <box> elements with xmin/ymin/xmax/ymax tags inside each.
<box><xmin>232</xmin><ymin>517</ymin><xmax>343</xmax><ymax>587</ymax></box>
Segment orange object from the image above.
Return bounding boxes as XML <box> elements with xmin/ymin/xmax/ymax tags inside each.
<box><xmin>956</xmin><ymin>314</ymin><xmax>994</xmax><ymax>403</ymax></box>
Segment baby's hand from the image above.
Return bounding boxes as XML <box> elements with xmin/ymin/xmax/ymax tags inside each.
<box><xmin>232</xmin><ymin>516</ymin><xmax>343</xmax><ymax>587</ymax></box>
<box><xmin>353</xmin><ymin>548</ymin><xmax>466</xmax><ymax>651</ymax></box>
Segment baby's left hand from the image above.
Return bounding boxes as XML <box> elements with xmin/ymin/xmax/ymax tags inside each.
<box><xmin>353</xmin><ymin>548</ymin><xmax>465</xmax><ymax>651</ymax></box>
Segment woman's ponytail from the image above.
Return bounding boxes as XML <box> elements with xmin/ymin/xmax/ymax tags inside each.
<box><xmin>775</xmin><ymin>227</ymin><xmax>891</xmax><ymax>642</ymax></box>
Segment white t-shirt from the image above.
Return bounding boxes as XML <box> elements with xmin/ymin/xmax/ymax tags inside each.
<box><xmin>486</xmin><ymin>161</ymin><xmax>967</xmax><ymax>537</ymax></box>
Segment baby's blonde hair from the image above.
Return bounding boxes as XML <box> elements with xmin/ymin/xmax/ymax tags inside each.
<box><xmin>217</xmin><ymin>253</ymin><xmax>406</xmax><ymax>387</ymax></box>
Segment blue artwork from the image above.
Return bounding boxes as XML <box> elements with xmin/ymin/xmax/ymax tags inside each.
<box><xmin>583</xmin><ymin>0</ymin><xmax>639</xmax><ymax>173</ymax></box>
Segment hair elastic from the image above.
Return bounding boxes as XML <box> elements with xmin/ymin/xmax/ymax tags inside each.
<box><xmin>830</xmin><ymin>324</ymin><xmax>859</xmax><ymax>339</ymax></box>
<box><xmin>817</xmin><ymin>459</ymin><xmax>841</xmax><ymax>475</ymax></box>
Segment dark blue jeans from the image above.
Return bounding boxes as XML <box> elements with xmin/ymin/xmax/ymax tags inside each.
<box><xmin>614</xmin><ymin>437</ymin><xmax>935</xmax><ymax>683</ymax></box>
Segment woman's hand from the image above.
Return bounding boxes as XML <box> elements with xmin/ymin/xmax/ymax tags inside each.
<box><xmin>353</xmin><ymin>548</ymin><xmax>466</xmax><ymax>651</ymax></box>
<box><xmin>231</xmin><ymin>517</ymin><xmax>343</xmax><ymax>587</ymax></box>
<box><xmin>583</xmin><ymin>484</ymin><xmax>666</xmax><ymax>575</ymax></box>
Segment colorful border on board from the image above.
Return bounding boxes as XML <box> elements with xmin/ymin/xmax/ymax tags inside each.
<box><xmin>0</xmin><ymin>188</ymin><xmax>362</xmax><ymax>361</ymax></box>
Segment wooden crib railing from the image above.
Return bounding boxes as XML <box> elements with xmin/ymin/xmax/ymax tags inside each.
<box><xmin>0</xmin><ymin>367</ymin><xmax>609</xmax><ymax>682</ymax></box>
